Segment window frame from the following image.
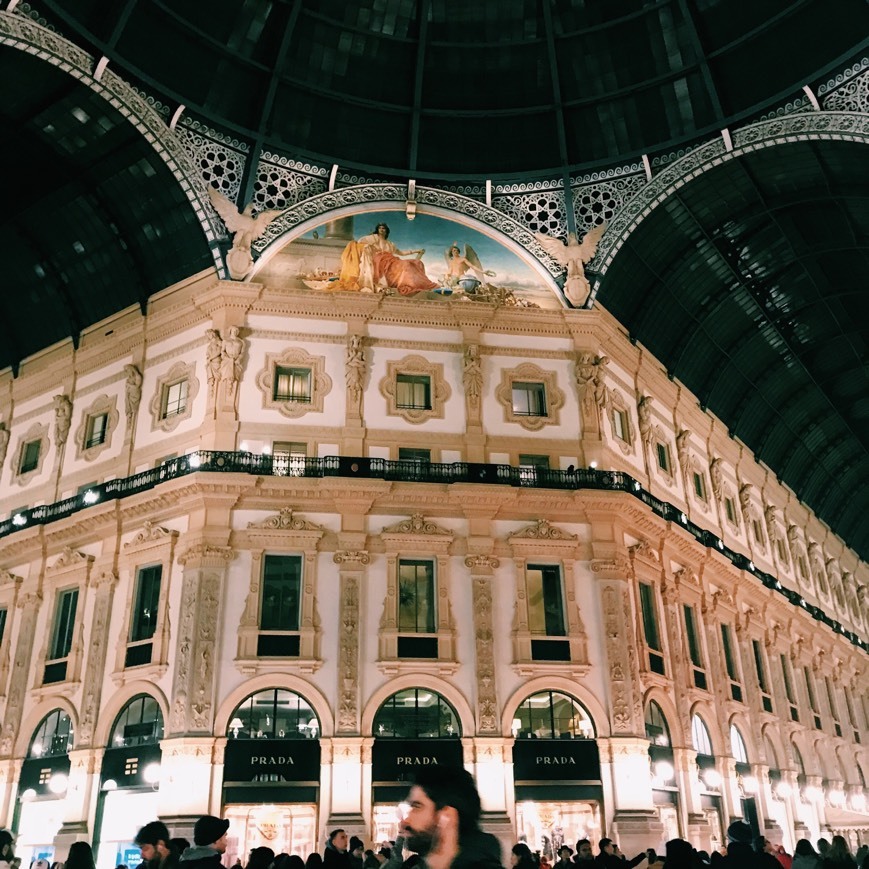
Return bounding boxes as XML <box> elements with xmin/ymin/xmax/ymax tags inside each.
<box><xmin>495</xmin><ymin>362</ymin><xmax>565</xmax><ymax>431</ymax></box>
<box><xmin>161</xmin><ymin>378</ymin><xmax>189</xmax><ymax>420</ymax></box>
<box><xmin>511</xmin><ymin>381</ymin><xmax>548</xmax><ymax>418</ymax></box>
<box><xmin>272</xmin><ymin>366</ymin><xmax>312</xmax><ymax>403</ymax></box>
<box><xmin>380</xmin><ymin>355</ymin><xmax>450</xmax><ymax>425</ymax></box>
<box><xmin>395</xmin><ymin>374</ymin><xmax>432</xmax><ymax>410</ymax></box>
<box><xmin>683</xmin><ymin>603</ymin><xmax>707</xmax><ymax>689</ymax></box>
<box><xmin>397</xmin><ymin>558</ymin><xmax>437</xmax><ymax>635</ymax></box>
<box><xmin>720</xmin><ymin>623</ymin><xmax>743</xmax><ymax>702</ymax></box>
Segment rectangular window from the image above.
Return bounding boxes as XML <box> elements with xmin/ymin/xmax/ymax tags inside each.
<box><xmin>804</xmin><ymin>667</ymin><xmax>822</xmax><ymax>729</ymax></box>
<box><xmin>777</xmin><ymin>539</ymin><xmax>789</xmax><ymax>563</ymax></box>
<box><xmin>85</xmin><ymin>413</ymin><xmax>108</xmax><ymax>448</ymax></box>
<box><xmin>693</xmin><ymin>472</ymin><xmax>707</xmax><ymax>500</ymax></box>
<box><xmin>130</xmin><ymin>566</ymin><xmax>161</xmax><ymax>643</ymax></box>
<box><xmin>753</xmin><ymin>639</ymin><xmax>773</xmax><ymax>712</ymax></box>
<box><xmin>50</xmin><ymin>588</ymin><xmax>78</xmax><ymax>661</ymax></box>
<box><xmin>398</xmin><ymin>447</ymin><xmax>431</xmax><ymax>463</ymax></box>
<box><xmin>518</xmin><ymin>454</ymin><xmax>549</xmax><ymax>470</ymax></box>
<box><xmin>781</xmin><ymin>654</ymin><xmax>799</xmax><ymax>722</ymax></box>
<box><xmin>826</xmin><ymin>676</ymin><xmax>842</xmax><ymax>736</ymax></box>
<box><xmin>612</xmin><ymin>408</ymin><xmax>630</xmax><ymax>442</ymax></box>
<box><xmin>752</xmin><ymin>519</ymin><xmax>764</xmax><ymax>544</ymax></box>
<box><xmin>272</xmin><ymin>441</ymin><xmax>307</xmax><ymax>476</ymax></box>
<box><xmin>639</xmin><ymin>583</ymin><xmax>664</xmax><ymax>675</ymax></box>
<box><xmin>797</xmin><ymin>556</ymin><xmax>808</xmax><ymax>582</ymax></box>
<box><xmin>656</xmin><ymin>442</ymin><xmax>671</xmax><ymax>473</ymax></box>
<box><xmin>396</xmin><ymin>374</ymin><xmax>431</xmax><ymax>410</ymax></box>
<box><xmin>721</xmin><ymin>624</ymin><xmax>742</xmax><ymax>701</ymax></box>
<box><xmin>512</xmin><ymin>382</ymin><xmax>547</xmax><ymax>417</ymax></box>
<box><xmin>161</xmin><ymin>380</ymin><xmax>188</xmax><ymax>419</ymax></box>
<box><xmin>683</xmin><ymin>604</ymin><xmax>706</xmax><ymax>688</ymax></box>
<box><xmin>724</xmin><ymin>497</ymin><xmax>736</xmax><ymax>523</ymax></box>
<box><xmin>527</xmin><ymin>564</ymin><xmax>566</xmax><ymax>637</ymax></box>
<box><xmin>260</xmin><ymin>555</ymin><xmax>302</xmax><ymax>632</ymax></box>
<box><xmin>0</xmin><ymin>608</ymin><xmax>6</xmax><ymax>646</ymax></box>
<box><xmin>843</xmin><ymin>689</ymin><xmax>860</xmax><ymax>744</ymax></box>
<box><xmin>20</xmin><ymin>440</ymin><xmax>41</xmax><ymax>474</ymax></box>
<box><xmin>398</xmin><ymin>559</ymin><xmax>435</xmax><ymax>633</ymax></box>
<box><xmin>273</xmin><ymin>366</ymin><xmax>311</xmax><ymax>402</ymax></box>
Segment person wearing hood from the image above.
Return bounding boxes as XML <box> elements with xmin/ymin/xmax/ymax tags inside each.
<box><xmin>387</xmin><ymin>766</ymin><xmax>503</xmax><ymax>869</ymax></box>
<box><xmin>180</xmin><ymin>815</ymin><xmax>230</xmax><ymax>869</ymax></box>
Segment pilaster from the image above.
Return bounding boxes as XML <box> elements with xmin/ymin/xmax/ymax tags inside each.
<box><xmin>324</xmin><ymin>737</ymin><xmax>366</xmax><ymax>837</ymax></box>
<box><xmin>465</xmin><ymin>554</ymin><xmax>500</xmax><ymax>736</ymax></box>
<box><xmin>158</xmin><ymin>737</ymin><xmax>219</xmax><ymax>825</ymax></box>
<box><xmin>334</xmin><ymin>548</ymin><xmax>367</xmax><ymax>734</ymax></box>
<box><xmin>54</xmin><ymin>748</ymin><xmax>103</xmax><ymax>849</ymax></box>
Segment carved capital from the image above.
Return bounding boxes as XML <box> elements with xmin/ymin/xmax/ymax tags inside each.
<box><xmin>333</xmin><ymin>550</ymin><xmax>371</xmax><ymax>565</ymax></box>
<box><xmin>177</xmin><ymin>544</ymin><xmax>234</xmax><ymax>566</ymax></box>
<box><xmin>464</xmin><ymin>554</ymin><xmax>500</xmax><ymax>570</ymax></box>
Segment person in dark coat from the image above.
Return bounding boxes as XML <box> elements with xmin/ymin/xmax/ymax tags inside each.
<box><xmin>720</xmin><ymin>822</ymin><xmax>780</xmax><ymax>868</ymax></box>
<box><xmin>593</xmin><ymin>839</ymin><xmax>645</xmax><ymax>868</ymax></box>
<box><xmin>324</xmin><ymin>831</ymin><xmax>351</xmax><ymax>869</ymax></box>
<box><xmin>179</xmin><ymin>816</ymin><xmax>230</xmax><ymax>869</ymax></box>
<box><xmin>136</xmin><ymin>821</ymin><xmax>181</xmax><ymax>869</ymax></box>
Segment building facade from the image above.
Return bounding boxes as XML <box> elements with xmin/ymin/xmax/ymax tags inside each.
<box><xmin>0</xmin><ymin>257</ymin><xmax>867</xmax><ymax>866</ymax></box>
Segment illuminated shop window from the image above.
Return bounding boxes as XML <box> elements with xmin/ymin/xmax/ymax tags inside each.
<box><xmin>227</xmin><ymin>688</ymin><xmax>319</xmax><ymax>740</ymax></box>
<box><xmin>512</xmin><ymin>691</ymin><xmax>595</xmax><ymax>740</ymax></box>
<box><xmin>373</xmin><ymin>689</ymin><xmax>460</xmax><ymax>739</ymax></box>
<box><xmin>109</xmin><ymin>694</ymin><xmax>164</xmax><ymax>747</ymax></box>
<box><xmin>29</xmin><ymin>709</ymin><xmax>73</xmax><ymax>758</ymax></box>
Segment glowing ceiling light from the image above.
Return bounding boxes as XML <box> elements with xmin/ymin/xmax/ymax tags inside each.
<box><xmin>48</xmin><ymin>773</ymin><xmax>68</xmax><ymax>794</ymax></box>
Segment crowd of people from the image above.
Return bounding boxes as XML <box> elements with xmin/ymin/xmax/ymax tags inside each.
<box><xmin>0</xmin><ymin>770</ymin><xmax>866</xmax><ymax>869</ymax></box>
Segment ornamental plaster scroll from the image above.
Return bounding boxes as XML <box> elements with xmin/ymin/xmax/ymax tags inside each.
<box><xmin>250</xmin><ymin>184</ymin><xmax>564</xmax><ymax>285</ymax></box>
<box><xmin>464</xmin><ymin>554</ymin><xmax>500</xmax><ymax>570</ymax></box>
<box><xmin>176</xmin><ymin>543</ymin><xmax>234</xmax><ymax>567</ymax></box>
<box><xmin>336</xmin><ymin>575</ymin><xmax>360</xmax><ymax>734</ymax></box>
<box><xmin>247</xmin><ymin>507</ymin><xmax>324</xmax><ymax>532</ymax></box>
<box><xmin>495</xmin><ymin>361</ymin><xmax>565</xmax><ymax>432</ymax></box>
<box><xmin>255</xmin><ymin>346</ymin><xmax>332</xmax><ymax>420</ymax></box>
<box><xmin>472</xmin><ymin>576</ymin><xmax>499</xmax><ymax>734</ymax></box>
<box><xmin>510</xmin><ymin>519</ymin><xmax>577</xmax><ymax>541</ymax></box>
<box><xmin>591</xmin><ymin>112</ymin><xmax>869</xmax><ymax>304</ymax></box>
<box><xmin>124</xmin><ymin>520</ymin><xmax>178</xmax><ymax>550</ymax></box>
<box><xmin>0</xmin><ymin>10</ymin><xmax>224</xmax><ymax>274</ymax></box>
<box><xmin>381</xmin><ymin>513</ymin><xmax>452</xmax><ymax>537</ymax></box>
<box><xmin>0</xmin><ymin>591</ymin><xmax>41</xmax><ymax>756</ymax></box>
<box><xmin>48</xmin><ymin>546</ymin><xmax>94</xmax><ymax>573</ymax></box>
<box><xmin>334</xmin><ymin>551</ymin><xmax>371</xmax><ymax>565</ymax></box>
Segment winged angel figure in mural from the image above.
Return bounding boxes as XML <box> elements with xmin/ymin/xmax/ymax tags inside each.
<box><xmin>535</xmin><ymin>222</ymin><xmax>607</xmax><ymax>306</ymax></box>
<box><xmin>208</xmin><ymin>187</ymin><xmax>283</xmax><ymax>280</ymax></box>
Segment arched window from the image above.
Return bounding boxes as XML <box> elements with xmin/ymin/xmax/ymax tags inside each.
<box><xmin>373</xmin><ymin>689</ymin><xmax>460</xmax><ymax>738</ymax></box>
<box><xmin>109</xmin><ymin>695</ymin><xmax>163</xmax><ymax>747</ymax></box>
<box><xmin>227</xmin><ymin>689</ymin><xmax>319</xmax><ymax>739</ymax></box>
<box><xmin>691</xmin><ymin>714</ymin><xmax>713</xmax><ymax>756</ymax></box>
<box><xmin>764</xmin><ymin>735</ymin><xmax>779</xmax><ymax>770</ymax></box>
<box><xmin>29</xmin><ymin>709</ymin><xmax>73</xmax><ymax>758</ymax></box>
<box><xmin>792</xmin><ymin>744</ymin><xmax>806</xmax><ymax>775</ymax></box>
<box><xmin>645</xmin><ymin>701</ymin><xmax>671</xmax><ymax>747</ymax></box>
<box><xmin>512</xmin><ymin>691</ymin><xmax>595</xmax><ymax>739</ymax></box>
<box><xmin>730</xmin><ymin>725</ymin><xmax>749</xmax><ymax>764</ymax></box>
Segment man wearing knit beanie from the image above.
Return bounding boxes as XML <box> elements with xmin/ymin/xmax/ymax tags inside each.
<box><xmin>179</xmin><ymin>815</ymin><xmax>230</xmax><ymax>869</ymax></box>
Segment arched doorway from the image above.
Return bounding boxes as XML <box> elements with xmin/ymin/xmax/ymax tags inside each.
<box><xmin>222</xmin><ymin>688</ymin><xmax>321</xmax><ymax>863</ymax></box>
<box><xmin>510</xmin><ymin>690</ymin><xmax>601</xmax><ymax>858</ymax></box>
<box><xmin>15</xmin><ymin>709</ymin><xmax>73</xmax><ymax>865</ymax></box>
<box><xmin>95</xmin><ymin>695</ymin><xmax>164</xmax><ymax>869</ymax></box>
<box><xmin>646</xmin><ymin>701</ymin><xmax>680</xmax><ymax>842</ymax></box>
<box><xmin>370</xmin><ymin>688</ymin><xmax>462</xmax><ymax>843</ymax></box>
<box><xmin>691</xmin><ymin>714</ymin><xmax>723</xmax><ymax>851</ymax></box>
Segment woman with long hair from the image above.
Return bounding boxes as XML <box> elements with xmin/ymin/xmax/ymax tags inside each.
<box><xmin>64</xmin><ymin>843</ymin><xmax>96</xmax><ymax>869</ymax></box>
<box><xmin>822</xmin><ymin>836</ymin><xmax>857</xmax><ymax>869</ymax></box>
<box><xmin>510</xmin><ymin>844</ymin><xmax>538</xmax><ymax>869</ymax></box>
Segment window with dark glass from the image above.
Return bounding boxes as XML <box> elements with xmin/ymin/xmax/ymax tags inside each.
<box><xmin>85</xmin><ymin>413</ymin><xmax>108</xmax><ymax>448</ymax></box>
<box><xmin>398</xmin><ymin>447</ymin><xmax>431</xmax><ymax>464</ymax></box>
<box><xmin>843</xmin><ymin>688</ymin><xmax>860</xmax><ymax>744</ymax></box>
<box><xmin>125</xmin><ymin>565</ymin><xmax>162</xmax><ymax>667</ymax></box>
<box><xmin>645</xmin><ymin>702</ymin><xmax>671</xmax><ymax>747</ymax></box>
<box><xmin>826</xmin><ymin>676</ymin><xmax>842</xmax><ymax>737</ymax></box>
<box><xmin>109</xmin><ymin>694</ymin><xmax>164</xmax><ymax>747</ymax></box>
<box><xmin>692</xmin><ymin>472</ymin><xmax>706</xmax><ymax>500</ymax></box>
<box><xmin>639</xmin><ymin>582</ymin><xmax>664</xmax><ymax>675</ymax></box>
<box><xmin>0</xmin><ymin>608</ymin><xmax>6</xmax><ymax>646</ymax></box>
<box><xmin>512</xmin><ymin>381</ymin><xmax>547</xmax><ymax>417</ymax></box>
<box><xmin>161</xmin><ymin>380</ymin><xmax>188</xmax><ymax>419</ymax></box>
<box><xmin>50</xmin><ymin>589</ymin><xmax>78</xmax><ymax>661</ymax></box>
<box><xmin>721</xmin><ymin>624</ymin><xmax>742</xmax><ymax>701</ymax></box>
<box><xmin>804</xmin><ymin>667</ymin><xmax>822</xmax><ymax>729</ymax></box>
<box><xmin>257</xmin><ymin>555</ymin><xmax>302</xmax><ymax>657</ymax></box>
<box><xmin>724</xmin><ymin>497</ymin><xmax>737</xmax><ymax>524</ymax></box>
<box><xmin>752</xmin><ymin>519</ymin><xmax>764</xmax><ymax>545</ymax></box>
<box><xmin>753</xmin><ymin>639</ymin><xmax>773</xmax><ymax>712</ymax></box>
<box><xmin>398</xmin><ymin>559</ymin><xmax>435</xmax><ymax>633</ymax></box>
<box><xmin>513</xmin><ymin>691</ymin><xmax>595</xmax><ymax>740</ymax></box>
<box><xmin>373</xmin><ymin>689</ymin><xmax>459</xmax><ymax>738</ymax></box>
<box><xmin>683</xmin><ymin>604</ymin><xmax>706</xmax><ymax>689</ymax></box>
<box><xmin>228</xmin><ymin>688</ymin><xmax>319</xmax><ymax>740</ymax></box>
<box><xmin>611</xmin><ymin>408</ymin><xmax>630</xmax><ymax>442</ymax></box>
<box><xmin>20</xmin><ymin>439</ymin><xmax>40</xmax><ymax>474</ymax></box>
<box><xmin>776</xmin><ymin>539</ymin><xmax>789</xmax><ymax>563</ymax></box>
<box><xmin>396</xmin><ymin>374</ymin><xmax>431</xmax><ymax>410</ymax></box>
<box><xmin>527</xmin><ymin>564</ymin><xmax>566</xmax><ymax>636</ymax></box>
<box><xmin>518</xmin><ymin>454</ymin><xmax>549</xmax><ymax>470</ymax></box>
<box><xmin>780</xmin><ymin>654</ymin><xmax>799</xmax><ymax>721</ymax></box>
<box><xmin>273</xmin><ymin>366</ymin><xmax>311</xmax><ymax>402</ymax></box>
<box><xmin>656</xmin><ymin>442</ymin><xmax>670</xmax><ymax>473</ymax></box>
<box><xmin>28</xmin><ymin>710</ymin><xmax>73</xmax><ymax>758</ymax></box>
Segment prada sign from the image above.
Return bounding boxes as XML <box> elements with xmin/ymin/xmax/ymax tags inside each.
<box><xmin>224</xmin><ymin>739</ymin><xmax>321</xmax><ymax>782</ymax></box>
<box><xmin>512</xmin><ymin>739</ymin><xmax>601</xmax><ymax>782</ymax></box>
<box><xmin>372</xmin><ymin>739</ymin><xmax>463</xmax><ymax>783</ymax></box>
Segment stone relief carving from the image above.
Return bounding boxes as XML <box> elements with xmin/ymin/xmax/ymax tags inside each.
<box><xmin>53</xmin><ymin>393</ymin><xmax>73</xmax><ymax>451</ymax></box>
<box><xmin>511</xmin><ymin>519</ymin><xmax>577</xmax><ymax>540</ymax></box>
<box><xmin>0</xmin><ymin>591</ymin><xmax>41</xmax><ymax>756</ymax></box>
<box><xmin>124</xmin><ymin>520</ymin><xmax>177</xmax><ymax>549</ymax></box>
<box><xmin>78</xmin><ymin>577</ymin><xmax>116</xmax><ymax>745</ymax></box>
<box><xmin>637</xmin><ymin>395</ymin><xmax>653</xmax><ymax>445</ymax></box>
<box><xmin>709</xmin><ymin>457</ymin><xmax>723</xmax><ymax>500</ymax></box>
<box><xmin>205</xmin><ymin>329</ymin><xmax>223</xmax><ymax>403</ymax></box>
<box><xmin>219</xmin><ymin>325</ymin><xmax>245</xmax><ymax>407</ymax></box>
<box><xmin>337</xmin><ymin>575</ymin><xmax>360</xmax><ymax>733</ymax></box>
<box><xmin>333</xmin><ymin>551</ymin><xmax>371</xmax><ymax>565</ymax></box>
<box><xmin>472</xmin><ymin>576</ymin><xmax>499</xmax><ymax>734</ymax></box>
<box><xmin>345</xmin><ymin>334</ymin><xmax>366</xmax><ymax>416</ymax></box>
<box><xmin>381</xmin><ymin>513</ymin><xmax>451</xmax><ymax>536</ymax></box>
<box><xmin>464</xmin><ymin>554</ymin><xmax>500</xmax><ymax>569</ymax></box>
<box><xmin>462</xmin><ymin>344</ymin><xmax>483</xmax><ymax>417</ymax></box>
<box><xmin>124</xmin><ymin>364</ymin><xmax>143</xmax><ymax>432</ymax></box>
<box><xmin>248</xmin><ymin>507</ymin><xmax>323</xmax><ymax>531</ymax></box>
<box><xmin>49</xmin><ymin>545</ymin><xmax>92</xmax><ymax>571</ymax></box>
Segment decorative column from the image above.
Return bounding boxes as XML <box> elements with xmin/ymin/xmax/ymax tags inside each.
<box><xmin>591</xmin><ymin>554</ymin><xmax>662</xmax><ymax>851</ymax></box>
<box><xmin>334</xmin><ymin>550</ymin><xmax>367</xmax><ymax>737</ymax></box>
<box><xmin>54</xmin><ymin>748</ymin><xmax>103</xmax><ymax>850</ymax></box>
<box><xmin>343</xmin><ymin>333</ymin><xmax>367</xmax><ymax>455</ymax></box>
<box><xmin>324</xmin><ymin>738</ymin><xmax>366</xmax><ymax>838</ymax></box>
<box><xmin>462</xmin><ymin>339</ymin><xmax>485</xmax><ymax>461</ymax></box>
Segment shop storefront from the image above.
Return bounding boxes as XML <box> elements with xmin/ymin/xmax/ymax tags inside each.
<box><xmin>222</xmin><ymin>689</ymin><xmax>321</xmax><ymax>863</ymax></box>
<box><xmin>646</xmin><ymin>702</ymin><xmax>680</xmax><ymax>842</ymax></box>
<box><xmin>95</xmin><ymin>695</ymin><xmax>165</xmax><ymax>869</ymax></box>
<box><xmin>15</xmin><ymin>710</ymin><xmax>73</xmax><ymax>867</ymax></box>
<box><xmin>370</xmin><ymin>689</ymin><xmax>463</xmax><ymax>843</ymax></box>
<box><xmin>511</xmin><ymin>691</ymin><xmax>602</xmax><ymax>857</ymax></box>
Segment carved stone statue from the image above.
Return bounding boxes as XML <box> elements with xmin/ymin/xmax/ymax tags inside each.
<box><xmin>593</xmin><ymin>355</ymin><xmax>609</xmax><ymax>409</ymax></box>
<box><xmin>0</xmin><ymin>422</ymin><xmax>9</xmax><ymax>471</ymax></box>
<box><xmin>675</xmin><ymin>429</ymin><xmax>691</xmax><ymax>471</ymax></box>
<box><xmin>123</xmin><ymin>365</ymin><xmax>143</xmax><ymax>425</ymax></box>
<box><xmin>462</xmin><ymin>343</ymin><xmax>483</xmax><ymax>407</ymax></box>
<box><xmin>574</xmin><ymin>352</ymin><xmax>597</xmax><ymax>409</ymax></box>
<box><xmin>207</xmin><ymin>188</ymin><xmax>283</xmax><ymax>280</ymax></box>
<box><xmin>637</xmin><ymin>395</ymin><xmax>653</xmax><ymax>444</ymax></box>
<box><xmin>345</xmin><ymin>334</ymin><xmax>365</xmax><ymax>411</ymax></box>
<box><xmin>53</xmin><ymin>394</ymin><xmax>72</xmax><ymax>450</ymax></box>
<box><xmin>535</xmin><ymin>223</ymin><xmax>607</xmax><ymax>306</ymax></box>
<box><xmin>219</xmin><ymin>326</ymin><xmax>245</xmax><ymax>403</ymax></box>
<box><xmin>205</xmin><ymin>329</ymin><xmax>223</xmax><ymax>399</ymax></box>
<box><xmin>709</xmin><ymin>457</ymin><xmax>723</xmax><ymax>499</ymax></box>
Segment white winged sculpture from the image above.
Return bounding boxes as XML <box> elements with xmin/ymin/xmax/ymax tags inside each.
<box><xmin>208</xmin><ymin>187</ymin><xmax>283</xmax><ymax>280</ymax></box>
<box><xmin>535</xmin><ymin>222</ymin><xmax>607</xmax><ymax>306</ymax></box>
